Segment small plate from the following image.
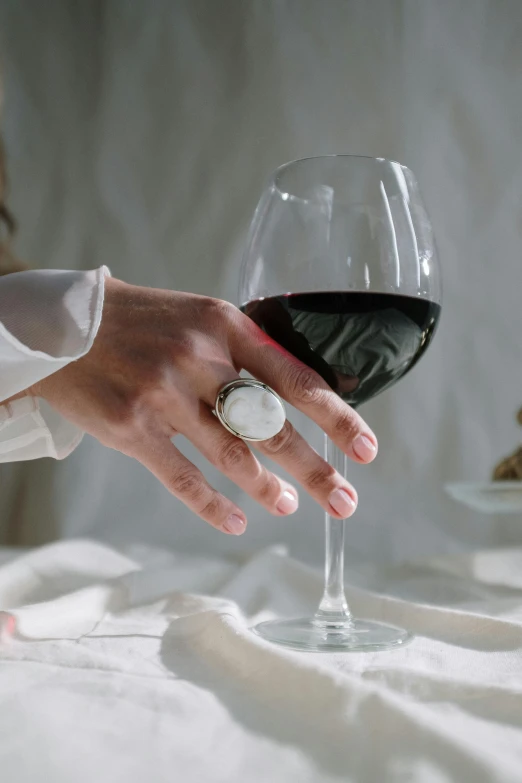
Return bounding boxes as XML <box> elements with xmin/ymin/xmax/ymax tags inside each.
<box><xmin>445</xmin><ymin>481</ymin><xmax>522</xmax><ymax>514</ymax></box>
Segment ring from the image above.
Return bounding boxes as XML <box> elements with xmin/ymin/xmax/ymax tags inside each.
<box><xmin>214</xmin><ymin>379</ymin><xmax>286</xmax><ymax>442</ymax></box>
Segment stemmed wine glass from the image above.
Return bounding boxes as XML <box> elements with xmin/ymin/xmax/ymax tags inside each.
<box><xmin>239</xmin><ymin>155</ymin><xmax>441</xmax><ymax>652</ymax></box>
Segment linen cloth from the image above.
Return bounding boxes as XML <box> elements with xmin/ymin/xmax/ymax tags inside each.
<box><xmin>1</xmin><ymin>538</ymin><xmax>521</xmax><ymax>782</ymax></box>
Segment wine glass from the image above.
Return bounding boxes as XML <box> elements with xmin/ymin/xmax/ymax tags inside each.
<box><xmin>239</xmin><ymin>155</ymin><xmax>441</xmax><ymax>652</ymax></box>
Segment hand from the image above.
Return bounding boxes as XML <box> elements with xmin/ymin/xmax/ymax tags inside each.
<box><xmin>32</xmin><ymin>278</ymin><xmax>378</xmax><ymax>534</ymax></box>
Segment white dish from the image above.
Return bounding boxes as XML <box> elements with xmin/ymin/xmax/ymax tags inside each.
<box><xmin>445</xmin><ymin>481</ymin><xmax>522</xmax><ymax>514</ymax></box>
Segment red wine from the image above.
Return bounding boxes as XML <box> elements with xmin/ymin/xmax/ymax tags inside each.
<box><xmin>242</xmin><ymin>292</ymin><xmax>440</xmax><ymax>407</ymax></box>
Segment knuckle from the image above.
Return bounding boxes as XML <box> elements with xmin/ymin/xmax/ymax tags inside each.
<box><xmin>216</xmin><ymin>438</ymin><xmax>250</xmax><ymax>471</ymax></box>
<box><xmin>261</xmin><ymin>422</ymin><xmax>295</xmax><ymax>456</ymax></box>
<box><xmin>335</xmin><ymin>413</ymin><xmax>361</xmax><ymax>442</ymax></box>
<box><xmin>206</xmin><ymin>297</ymin><xmax>238</xmax><ymax>326</ymax></box>
<box><xmin>198</xmin><ymin>494</ymin><xmax>223</xmax><ymax>520</ymax></box>
<box><xmin>170</xmin><ymin>468</ymin><xmax>204</xmax><ymax>500</ymax></box>
<box><xmin>306</xmin><ymin>464</ymin><xmax>337</xmax><ymax>491</ymax></box>
<box><xmin>284</xmin><ymin>365</ymin><xmax>325</xmax><ymax>406</ymax></box>
<box><xmin>256</xmin><ymin>473</ymin><xmax>280</xmax><ymax>504</ymax></box>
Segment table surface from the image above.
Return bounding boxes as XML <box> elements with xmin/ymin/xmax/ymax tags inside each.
<box><xmin>0</xmin><ymin>539</ymin><xmax>521</xmax><ymax>783</ymax></box>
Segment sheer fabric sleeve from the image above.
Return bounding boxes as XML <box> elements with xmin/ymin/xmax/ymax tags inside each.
<box><xmin>0</xmin><ymin>267</ymin><xmax>109</xmax><ymax>461</ymax></box>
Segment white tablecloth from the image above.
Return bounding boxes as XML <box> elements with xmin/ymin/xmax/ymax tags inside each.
<box><xmin>1</xmin><ymin>540</ymin><xmax>521</xmax><ymax>781</ymax></box>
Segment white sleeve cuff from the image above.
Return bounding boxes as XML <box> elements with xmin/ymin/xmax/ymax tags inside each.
<box><xmin>0</xmin><ymin>266</ymin><xmax>109</xmax><ymax>462</ymax></box>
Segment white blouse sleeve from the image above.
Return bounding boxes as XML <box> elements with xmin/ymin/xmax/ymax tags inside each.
<box><xmin>0</xmin><ymin>266</ymin><xmax>109</xmax><ymax>462</ymax></box>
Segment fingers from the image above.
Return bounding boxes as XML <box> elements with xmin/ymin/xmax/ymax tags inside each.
<box><xmin>255</xmin><ymin>420</ymin><xmax>358</xmax><ymax>519</ymax></box>
<box><xmin>177</xmin><ymin>404</ymin><xmax>299</xmax><ymax>517</ymax></box>
<box><xmin>132</xmin><ymin>437</ymin><xmax>248</xmax><ymax>535</ymax></box>
<box><xmin>230</xmin><ymin>318</ymin><xmax>378</xmax><ymax>463</ymax></box>
<box><xmin>184</xmin><ymin>327</ymin><xmax>362</xmax><ymax>519</ymax></box>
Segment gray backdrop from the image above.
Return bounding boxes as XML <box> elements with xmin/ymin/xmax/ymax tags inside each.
<box><xmin>1</xmin><ymin>0</ymin><xmax>522</xmax><ymax>566</ymax></box>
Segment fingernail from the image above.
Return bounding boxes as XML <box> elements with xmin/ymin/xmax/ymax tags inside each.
<box><xmin>276</xmin><ymin>489</ymin><xmax>299</xmax><ymax>515</ymax></box>
<box><xmin>223</xmin><ymin>514</ymin><xmax>246</xmax><ymax>535</ymax></box>
<box><xmin>353</xmin><ymin>434</ymin><xmax>378</xmax><ymax>462</ymax></box>
<box><xmin>328</xmin><ymin>488</ymin><xmax>357</xmax><ymax>518</ymax></box>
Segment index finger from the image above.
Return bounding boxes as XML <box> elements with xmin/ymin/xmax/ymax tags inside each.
<box><xmin>231</xmin><ymin>318</ymin><xmax>378</xmax><ymax>464</ymax></box>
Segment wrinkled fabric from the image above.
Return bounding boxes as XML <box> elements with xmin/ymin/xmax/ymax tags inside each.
<box><xmin>0</xmin><ymin>267</ymin><xmax>107</xmax><ymax>460</ymax></box>
<box><xmin>0</xmin><ymin>539</ymin><xmax>521</xmax><ymax>783</ymax></box>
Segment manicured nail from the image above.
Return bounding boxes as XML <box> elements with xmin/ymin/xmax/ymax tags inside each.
<box><xmin>353</xmin><ymin>434</ymin><xmax>377</xmax><ymax>462</ymax></box>
<box><xmin>328</xmin><ymin>488</ymin><xmax>357</xmax><ymax>518</ymax></box>
<box><xmin>276</xmin><ymin>489</ymin><xmax>299</xmax><ymax>515</ymax></box>
<box><xmin>223</xmin><ymin>514</ymin><xmax>246</xmax><ymax>535</ymax></box>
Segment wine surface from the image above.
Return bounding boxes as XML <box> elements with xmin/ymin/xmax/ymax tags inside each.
<box><xmin>242</xmin><ymin>291</ymin><xmax>440</xmax><ymax>406</ymax></box>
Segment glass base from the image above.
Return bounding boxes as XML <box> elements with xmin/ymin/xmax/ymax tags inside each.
<box><xmin>252</xmin><ymin>616</ymin><xmax>413</xmax><ymax>652</ymax></box>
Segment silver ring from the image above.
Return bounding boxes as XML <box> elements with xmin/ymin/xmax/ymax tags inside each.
<box><xmin>214</xmin><ymin>379</ymin><xmax>286</xmax><ymax>442</ymax></box>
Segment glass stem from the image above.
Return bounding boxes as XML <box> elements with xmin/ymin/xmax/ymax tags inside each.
<box><xmin>313</xmin><ymin>435</ymin><xmax>353</xmax><ymax>628</ymax></box>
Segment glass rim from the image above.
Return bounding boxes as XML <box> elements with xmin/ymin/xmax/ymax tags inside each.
<box><xmin>272</xmin><ymin>153</ymin><xmax>412</xmax><ymax>180</ymax></box>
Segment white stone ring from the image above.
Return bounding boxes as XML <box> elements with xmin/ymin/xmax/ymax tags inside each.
<box><xmin>214</xmin><ymin>379</ymin><xmax>286</xmax><ymax>442</ymax></box>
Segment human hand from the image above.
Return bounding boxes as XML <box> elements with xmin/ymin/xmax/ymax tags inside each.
<box><xmin>32</xmin><ymin>278</ymin><xmax>378</xmax><ymax>534</ymax></box>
